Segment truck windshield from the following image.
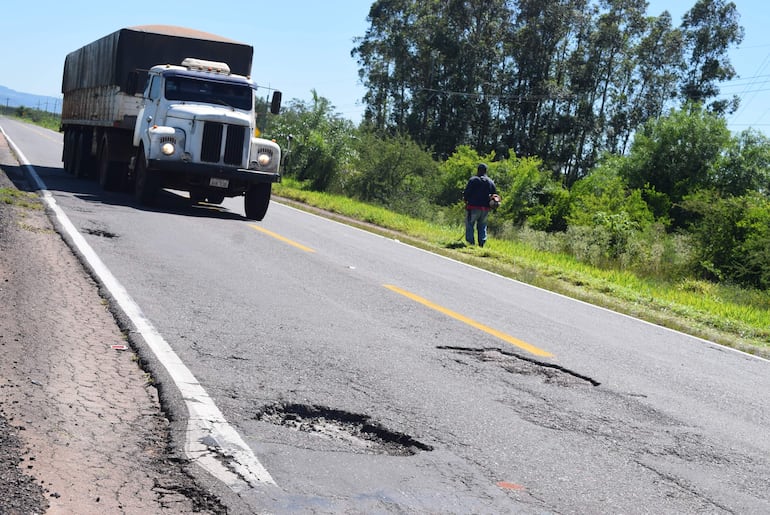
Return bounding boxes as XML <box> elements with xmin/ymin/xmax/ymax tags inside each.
<box><xmin>164</xmin><ymin>76</ymin><xmax>252</xmax><ymax>110</ymax></box>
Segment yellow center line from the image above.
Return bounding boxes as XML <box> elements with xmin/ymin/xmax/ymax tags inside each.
<box><xmin>384</xmin><ymin>284</ymin><xmax>554</xmax><ymax>358</ymax></box>
<box><xmin>248</xmin><ymin>224</ymin><xmax>316</xmax><ymax>253</ymax></box>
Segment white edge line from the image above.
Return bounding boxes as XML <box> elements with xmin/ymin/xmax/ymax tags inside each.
<box><xmin>1</xmin><ymin>126</ymin><xmax>276</xmax><ymax>489</ymax></box>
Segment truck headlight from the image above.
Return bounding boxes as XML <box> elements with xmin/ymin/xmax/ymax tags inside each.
<box><xmin>257</xmin><ymin>153</ymin><xmax>271</xmax><ymax>166</ymax></box>
<box><xmin>161</xmin><ymin>142</ymin><xmax>176</xmax><ymax>156</ymax></box>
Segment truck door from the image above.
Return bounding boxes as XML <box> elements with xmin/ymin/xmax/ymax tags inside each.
<box><xmin>133</xmin><ymin>74</ymin><xmax>162</xmax><ymax>147</ymax></box>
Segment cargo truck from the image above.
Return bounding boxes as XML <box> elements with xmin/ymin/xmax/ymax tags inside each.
<box><xmin>60</xmin><ymin>25</ymin><xmax>282</xmax><ymax>220</ymax></box>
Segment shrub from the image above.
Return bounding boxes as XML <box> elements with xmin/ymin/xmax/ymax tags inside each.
<box><xmin>348</xmin><ymin>132</ymin><xmax>440</xmax><ymax>219</ymax></box>
<box><xmin>682</xmin><ymin>190</ymin><xmax>770</xmax><ymax>289</ymax></box>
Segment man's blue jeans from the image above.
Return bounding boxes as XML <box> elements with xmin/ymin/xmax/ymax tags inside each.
<box><xmin>465</xmin><ymin>209</ymin><xmax>489</xmax><ymax>246</ymax></box>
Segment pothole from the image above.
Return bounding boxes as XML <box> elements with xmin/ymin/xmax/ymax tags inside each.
<box><xmin>438</xmin><ymin>346</ymin><xmax>600</xmax><ymax>386</ymax></box>
<box><xmin>83</xmin><ymin>227</ymin><xmax>118</xmax><ymax>238</ymax></box>
<box><xmin>254</xmin><ymin>403</ymin><xmax>433</xmax><ymax>456</ymax></box>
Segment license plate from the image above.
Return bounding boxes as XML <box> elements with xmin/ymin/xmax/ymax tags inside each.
<box><xmin>209</xmin><ymin>177</ymin><xmax>229</xmax><ymax>188</ymax></box>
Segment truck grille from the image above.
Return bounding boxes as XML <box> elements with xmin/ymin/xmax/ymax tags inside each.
<box><xmin>201</xmin><ymin>123</ymin><xmax>247</xmax><ymax>166</ymax></box>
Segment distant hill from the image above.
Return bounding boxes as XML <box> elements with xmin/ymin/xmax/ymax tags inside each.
<box><xmin>0</xmin><ymin>85</ymin><xmax>61</xmax><ymax>113</ymax></box>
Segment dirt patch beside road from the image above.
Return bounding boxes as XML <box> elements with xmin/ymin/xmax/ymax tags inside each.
<box><xmin>0</xmin><ymin>132</ymin><xmax>223</xmax><ymax>513</ymax></box>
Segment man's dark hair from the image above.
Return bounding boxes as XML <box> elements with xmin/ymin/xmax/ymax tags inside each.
<box><xmin>477</xmin><ymin>163</ymin><xmax>488</xmax><ymax>175</ymax></box>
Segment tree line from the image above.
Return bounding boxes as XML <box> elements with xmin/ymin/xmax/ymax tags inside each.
<box><xmin>351</xmin><ymin>0</ymin><xmax>743</xmax><ymax>184</ymax></box>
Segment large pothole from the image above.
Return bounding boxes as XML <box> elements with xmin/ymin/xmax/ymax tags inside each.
<box><xmin>254</xmin><ymin>403</ymin><xmax>433</xmax><ymax>456</ymax></box>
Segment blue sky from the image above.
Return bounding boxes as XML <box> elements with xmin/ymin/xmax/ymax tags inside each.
<box><xmin>1</xmin><ymin>0</ymin><xmax>769</xmax><ymax>134</ymax></box>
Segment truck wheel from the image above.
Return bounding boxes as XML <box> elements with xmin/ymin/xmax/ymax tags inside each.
<box><xmin>73</xmin><ymin>131</ymin><xmax>94</xmax><ymax>179</ymax></box>
<box><xmin>98</xmin><ymin>139</ymin><xmax>122</xmax><ymax>191</ymax></box>
<box><xmin>133</xmin><ymin>152</ymin><xmax>158</xmax><ymax>206</ymax></box>
<box><xmin>244</xmin><ymin>183</ymin><xmax>271</xmax><ymax>221</ymax></box>
<box><xmin>72</xmin><ymin>132</ymin><xmax>85</xmax><ymax>177</ymax></box>
<box><xmin>63</xmin><ymin>130</ymin><xmax>74</xmax><ymax>174</ymax></box>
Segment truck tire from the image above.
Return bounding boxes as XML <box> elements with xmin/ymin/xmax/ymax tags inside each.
<box><xmin>98</xmin><ymin>138</ymin><xmax>123</xmax><ymax>192</ymax></box>
<box><xmin>73</xmin><ymin>130</ymin><xmax>95</xmax><ymax>179</ymax></box>
<box><xmin>244</xmin><ymin>183</ymin><xmax>271</xmax><ymax>221</ymax></box>
<box><xmin>133</xmin><ymin>152</ymin><xmax>158</xmax><ymax>206</ymax></box>
<box><xmin>62</xmin><ymin>130</ymin><xmax>74</xmax><ymax>174</ymax></box>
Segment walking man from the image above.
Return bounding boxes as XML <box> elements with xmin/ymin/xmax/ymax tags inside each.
<box><xmin>463</xmin><ymin>163</ymin><xmax>497</xmax><ymax>247</ymax></box>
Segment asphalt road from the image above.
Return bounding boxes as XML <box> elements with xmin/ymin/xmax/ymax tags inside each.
<box><xmin>3</xmin><ymin>116</ymin><xmax>770</xmax><ymax>514</ymax></box>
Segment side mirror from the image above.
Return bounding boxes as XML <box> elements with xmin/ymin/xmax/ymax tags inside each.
<box><xmin>270</xmin><ymin>91</ymin><xmax>282</xmax><ymax>115</ymax></box>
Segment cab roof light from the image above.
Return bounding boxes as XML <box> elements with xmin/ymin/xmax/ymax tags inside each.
<box><xmin>180</xmin><ymin>57</ymin><xmax>230</xmax><ymax>74</ymax></box>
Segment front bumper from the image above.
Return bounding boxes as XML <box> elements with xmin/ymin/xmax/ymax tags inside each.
<box><xmin>147</xmin><ymin>159</ymin><xmax>281</xmax><ymax>184</ymax></box>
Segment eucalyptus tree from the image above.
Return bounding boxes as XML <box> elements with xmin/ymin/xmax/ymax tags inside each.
<box><xmin>618</xmin><ymin>11</ymin><xmax>683</xmax><ymax>152</ymax></box>
<box><xmin>589</xmin><ymin>0</ymin><xmax>649</xmax><ymax>151</ymax></box>
<box><xmin>503</xmin><ymin>0</ymin><xmax>584</xmax><ymax>163</ymax></box>
<box><xmin>352</xmin><ymin>0</ymin><xmax>416</xmax><ymax>130</ymax></box>
<box><xmin>559</xmin><ymin>0</ymin><xmax>651</xmax><ymax>185</ymax></box>
<box><xmin>679</xmin><ymin>0</ymin><xmax>744</xmax><ymax>113</ymax></box>
<box><xmin>354</xmin><ymin>0</ymin><xmax>512</xmax><ymax>157</ymax></box>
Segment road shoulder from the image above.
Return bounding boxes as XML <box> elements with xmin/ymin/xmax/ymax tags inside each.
<box><xmin>0</xmin><ymin>131</ymin><xmax>223</xmax><ymax>513</ymax></box>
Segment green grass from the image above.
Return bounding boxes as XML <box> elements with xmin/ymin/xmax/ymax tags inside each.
<box><xmin>0</xmin><ymin>107</ymin><xmax>61</xmax><ymax>132</ymax></box>
<box><xmin>274</xmin><ymin>180</ymin><xmax>770</xmax><ymax>358</ymax></box>
<box><xmin>0</xmin><ymin>187</ymin><xmax>42</xmax><ymax>209</ymax></box>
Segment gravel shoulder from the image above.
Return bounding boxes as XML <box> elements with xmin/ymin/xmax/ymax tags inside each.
<box><xmin>0</xmin><ymin>132</ymin><xmax>224</xmax><ymax>513</ymax></box>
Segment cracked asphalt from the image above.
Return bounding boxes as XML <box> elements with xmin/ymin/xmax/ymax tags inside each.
<box><xmin>0</xmin><ymin>133</ymin><xmax>224</xmax><ymax>514</ymax></box>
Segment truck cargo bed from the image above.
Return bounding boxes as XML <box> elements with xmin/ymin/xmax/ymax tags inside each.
<box><xmin>62</xmin><ymin>25</ymin><xmax>253</xmax><ymax>93</ymax></box>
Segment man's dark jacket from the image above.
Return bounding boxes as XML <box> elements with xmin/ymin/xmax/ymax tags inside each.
<box><xmin>463</xmin><ymin>175</ymin><xmax>496</xmax><ymax>210</ymax></box>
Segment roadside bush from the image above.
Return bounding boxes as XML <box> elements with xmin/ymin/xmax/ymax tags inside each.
<box><xmin>491</xmin><ymin>154</ymin><xmax>568</xmax><ymax>232</ymax></box>
<box><xmin>710</xmin><ymin>128</ymin><xmax>770</xmax><ymax>197</ymax></box>
<box><xmin>271</xmin><ymin>91</ymin><xmax>356</xmax><ymax>192</ymax></box>
<box><xmin>560</xmin><ymin>220</ymin><xmax>691</xmax><ymax>278</ymax></box>
<box><xmin>347</xmin><ymin>131</ymin><xmax>440</xmax><ymax>219</ymax></box>
<box><xmin>568</xmin><ymin>160</ymin><xmax>655</xmax><ymax>229</ymax></box>
<box><xmin>297</xmin><ymin>130</ymin><xmax>340</xmax><ymax>191</ymax></box>
<box><xmin>683</xmin><ymin>190</ymin><xmax>770</xmax><ymax>289</ymax></box>
<box><xmin>7</xmin><ymin>106</ymin><xmax>61</xmax><ymax>131</ymax></box>
<box><xmin>622</xmin><ymin>103</ymin><xmax>731</xmax><ymax>228</ymax></box>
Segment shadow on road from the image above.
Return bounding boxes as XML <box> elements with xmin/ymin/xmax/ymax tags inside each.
<box><xmin>7</xmin><ymin>162</ymin><xmax>250</xmax><ymax>221</ymax></box>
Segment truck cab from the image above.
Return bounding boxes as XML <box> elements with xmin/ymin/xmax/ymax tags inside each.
<box><xmin>131</xmin><ymin>58</ymin><xmax>281</xmax><ymax>219</ymax></box>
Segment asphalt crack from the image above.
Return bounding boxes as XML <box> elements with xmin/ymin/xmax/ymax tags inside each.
<box><xmin>438</xmin><ymin>345</ymin><xmax>601</xmax><ymax>386</ymax></box>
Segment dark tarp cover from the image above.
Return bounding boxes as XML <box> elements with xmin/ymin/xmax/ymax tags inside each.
<box><xmin>62</xmin><ymin>25</ymin><xmax>254</xmax><ymax>93</ymax></box>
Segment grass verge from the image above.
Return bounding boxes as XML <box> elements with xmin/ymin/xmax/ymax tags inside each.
<box><xmin>0</xmin><ymin>187</ymin><xmax>42</xmax><ymax>209</ymax></box>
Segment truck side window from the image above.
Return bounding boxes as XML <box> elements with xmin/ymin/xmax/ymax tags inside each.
<box><xmin>148</xmin><ymin>76</ymin><xmax>161</xmax><ymax>101</ymax></box>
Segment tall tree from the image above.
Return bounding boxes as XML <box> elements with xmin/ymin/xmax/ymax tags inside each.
<box><xmin>503</xmin><ymin>0</ymin><xmax>582</xmax><ymax>163</ymax></box>
<box><xmin>353</xmin><ymin>0</ymin><xmax>416</xmax><ymax>130</ymax></box>
<box><xmin>567</xmin><ymin>0</ymin><xmax>649</xmax><ymax>184</ymax></box>
<box><xmin>679</xmin><ymin>0</ymin><xmax>744</xmax><ymax>113</ymax></box>
<box><xmin>619</xmin><ymin>12</ymin><xmax>683</xmax><ymax>151</ymax></box>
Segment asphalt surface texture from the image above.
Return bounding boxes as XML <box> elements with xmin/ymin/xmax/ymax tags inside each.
<box><xmin>0</xmin><ymin>132</ymin><xmax>225</xmax><ymax>514</ymax></box>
